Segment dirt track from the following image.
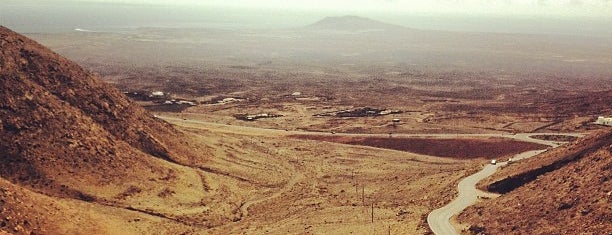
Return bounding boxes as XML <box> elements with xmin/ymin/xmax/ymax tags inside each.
<box><xmin>158</xmin><ymin>115</ymin><xmax>479</xmax><ymax>234</ymax></box>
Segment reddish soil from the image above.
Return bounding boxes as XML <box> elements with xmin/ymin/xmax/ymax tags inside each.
<box><xmin>530</xmin><ymin>134</ymin><xmax>578</xmax><ymax>142</ymax></box>
<box><xmin>292</xmin><ymin>136</ymin><xmax>548</xmax><ymax>159</ymax></box>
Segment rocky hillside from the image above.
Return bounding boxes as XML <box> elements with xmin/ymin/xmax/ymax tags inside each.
<box><xmin>0</xmin><ymin>26</ymin><xmax>219</xmax><ymax>234</ymax></box>
<box><xmin>458</xmin><ymin>129</ymin><xmax>612</xmax><ymax>234</ymax></box>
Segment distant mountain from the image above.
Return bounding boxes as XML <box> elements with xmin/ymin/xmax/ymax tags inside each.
<box><xmin>306</xmin><ymin>15</ymin><xmax>407</xmax><ymax>31</ymax></box>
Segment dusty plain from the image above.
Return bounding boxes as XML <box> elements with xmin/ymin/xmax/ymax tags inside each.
<box><xmin>3</xmin><ymin>20</ymin><xmax>611</xmax><ymax>234</ymax></box>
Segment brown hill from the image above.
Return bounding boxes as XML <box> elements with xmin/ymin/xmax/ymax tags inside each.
<box><xmin>458</xmin><ymin>129</ymin><xmax>612</xmax><ymax>234</ymax></box>
<box><xmin>0</xmin><ymin>26</ymin><xmax>218</xmax><ymax>233</ymax></box>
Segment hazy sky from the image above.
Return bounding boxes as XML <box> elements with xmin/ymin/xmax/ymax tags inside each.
<box><xmin>71</xmin><ymin>0</ymin><xmax>612</xmax><ymax>17</ymax></box>
<box><xmin>3</xmin><ymin>0</ymin><xmax>612</xmax><ymax>36</ymax></box>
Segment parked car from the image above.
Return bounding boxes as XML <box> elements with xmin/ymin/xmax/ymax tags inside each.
<box><xmin>490</xmin><ymin>159</ymin><xmax>497</xmax><ymax>165</ymax></box>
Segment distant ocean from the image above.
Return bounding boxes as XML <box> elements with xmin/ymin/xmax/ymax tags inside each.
<box><xmin>0</xmin><ymin>2</ymin><xmax>276</xmax><ymax>33</ymax></box>
<box><xmin>1</xmin><ymin>1</ymin><xmax>611</xmax><ymax>38</ymax></box>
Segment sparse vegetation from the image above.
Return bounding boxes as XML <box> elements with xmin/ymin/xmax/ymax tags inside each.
<box><xmin>2</xmin><ymin>9</ymin><xmax>611</xmax><ymax>234</ymax></box>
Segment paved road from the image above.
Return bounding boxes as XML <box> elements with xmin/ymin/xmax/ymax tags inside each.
<box><xmin>426</xmin><ymin>133</ymin><xmax>583</xmax><ymax>235</ymax></box>
<box><xmin>158</xmin><ymin>115</ymin><xmax>583</xmax><ymax>234</ymax></box>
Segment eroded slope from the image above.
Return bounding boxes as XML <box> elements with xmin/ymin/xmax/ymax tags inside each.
<box><xmin>0</xmin><ymin>26</ymin><xmax>230</xmax><ymax>233</ymax></box>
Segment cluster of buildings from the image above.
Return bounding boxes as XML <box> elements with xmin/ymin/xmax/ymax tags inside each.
<box><xmin>234</xmin><ymin>113</ymin><xmax>283</xmax><ymax>121</ymax></box>
<box><xmin>335</xmin><ymin>107</ymin><xmax>402</xmax><ymax>118</ymax></box>
<box><xmin>161</xmin><ymin>99</ymin><xmax>197</xmax><ymax>106</ymax></box>
<box><xmin>216</xmin><ymin>97</ymin><xmax>245</xmax><ymax>104</ymax></box>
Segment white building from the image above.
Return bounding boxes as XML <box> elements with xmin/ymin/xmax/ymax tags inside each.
<box><xmin>217</xmin><ymin>97</ymin><xmax>244</xmax><ymax>104</ymax></box>
<box><xmin>151</xmin><ymin>91</ymin><xmax>165</xmax><ymax>97</ymax></box>
<box><xmin>595</xmin><ymin>116</ymin><xmax>612</xmax><ymax>126</ymax></box>
<box><xmin>177</xmin><ymin>100</ymin><xmax>197</xmax><ymax>106</ymax></box>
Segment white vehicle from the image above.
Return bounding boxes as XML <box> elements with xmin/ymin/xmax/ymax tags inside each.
<box><xmin>490</xmin><ymin>159</ymin><xmax>497</xmax><ymax>165</ymax></box>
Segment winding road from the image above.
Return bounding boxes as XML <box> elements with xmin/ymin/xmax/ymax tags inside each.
<box><xmin>158</xmin><ymin>115</ymin><xmax>584</xmax><ymax>233</ymax></box>
<box><xmin>426</xmin><ymin>133</ymin><xmax>584</xmax><ymax>235</ymax></box>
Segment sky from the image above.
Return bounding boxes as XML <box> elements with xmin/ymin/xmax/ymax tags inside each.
<box><xmin>70</xmin><ymin>0</ymin><xmax>612</xmax><ymax>18</ymax></box>
<box><xmin>2</xmin><ymin>0</ymin><xmax>612</xmax><ymax>36</ymax></box>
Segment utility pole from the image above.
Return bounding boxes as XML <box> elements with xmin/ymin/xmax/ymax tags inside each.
<box><xmin>353</xmin><ymin>171</ymin><xmax>357</xmax><ymax>194</ymax></box>
<box><xmin>371</xmin><ymin>203</ymin><xmax>374</xmax><ymax>223</ymax></box>
<box><xmin>362</xmin><ymin>185</ymin><xmax>365</xmax><ymax>206</ymax></box>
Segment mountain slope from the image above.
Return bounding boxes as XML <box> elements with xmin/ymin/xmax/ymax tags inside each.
<box><xmin>458</xmin><ymin>129</ymin><xmax>612</xmax><ymax>234</ymax></box>
<box><xmin>1</xmin><ymin>26</ymin><xmax>208</xmax><ymax>164</ymax></box>
<box><xmin>0</xmin><ymin>26</ymin><xmax>224</xmax><ymax>233</ymax></box>
<box><xmin>0</xmin><ymin>24</ymin><xmax>213</xmax><ymax>195</ymax></box>
<box><xmin>0</xmin><ymin>177</ymin><xmax>195</xmax><ymax>234</ymax></box>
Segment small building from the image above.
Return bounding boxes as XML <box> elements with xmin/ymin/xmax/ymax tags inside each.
<box><xmin>595</xmin><ymin>116</ymin><xmax>612</xmax><ymax>126</ymax></box>
<box><xmin>177</xmin><ymin>100</ymin><xmax>197</xmax><ymax>106</ymax></box>
<box><xmin>392</xmin><ymin>118</ymin><xmax>401</xmax><ymax>123</ymax></box>
<box><xmin>221</xmin><ymin>98</ymin><xmax>236</xmax><ymax>103</ymax></box>
<box><xmin>380</xmin><ymin>110</ymin><xmax>402</xmax><ymax>115</ymax></box>
<box><xmin>151</xmin><ymin>91</ymin><xmax>165</xmax><ymax>97</ymax></box>
<box><xmin>218</xmin><ymin>97</ymin><xmax>241</xmax><ymax>104</ymax></box>
<box><xmin>291</xmin><ymin>92</ymin><xmax>302</xmax><ymax>96</ymax></box>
